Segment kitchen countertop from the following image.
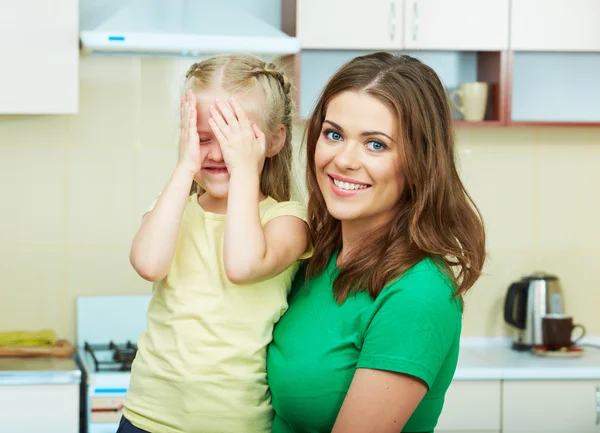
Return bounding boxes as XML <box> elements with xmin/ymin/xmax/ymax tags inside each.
<box><xmin>455</xmin><ymin>336</ymin><xmax>600</xmax><ymax>381</ymax></box>
<box><xmin>0</xmin><ymin>356</ymin><xmax>81</xmax><ymax>385</ymax></box>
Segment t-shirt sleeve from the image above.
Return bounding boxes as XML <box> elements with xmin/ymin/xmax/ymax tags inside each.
<box><xmin>262</xmin><ymin>200</ymin><xmax>313</xmax><ymax>259</ymax></box>
<box><xmin>356</xmin><ymin>266</ymin><xmax>461</xmax><ymax>389</ymax></box>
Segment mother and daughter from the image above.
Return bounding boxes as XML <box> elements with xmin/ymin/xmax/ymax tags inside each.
<box><xmin>119</xmin><ymin>52</ymin><xmax>485</xmax><ymax>433</ymax></box>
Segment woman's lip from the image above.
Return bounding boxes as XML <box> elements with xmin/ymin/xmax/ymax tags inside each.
<box><xmin>328</xmin><ymin>173</ymin><xmax>370</xmax><ymax>186</ymax></box>
<box><xmin>328</xmin><ymin>176</ymin><xmax>370</xmax><ymax>197</ymax></box>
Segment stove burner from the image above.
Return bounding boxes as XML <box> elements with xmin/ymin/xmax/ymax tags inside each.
<box><xmin>84</xmin><ymin>341</ymin><xmax>138</xmax><ymax>372</ymax></box>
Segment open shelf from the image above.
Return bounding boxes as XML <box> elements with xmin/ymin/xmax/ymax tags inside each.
<box><xmin>510</xmin><ymin>121</ymin><xmax>600</xmax><ymax>128</ymax></box>
<box><xmin>455</xmin><ymin>121</ymin><xmax>504</xmax><ymax>127</ymax></box>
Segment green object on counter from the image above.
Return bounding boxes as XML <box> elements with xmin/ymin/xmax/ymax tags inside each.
<box><xmin>0</xmin><ymin>330</ymin><xmax>57</xmax><ymax>347</ymax></box>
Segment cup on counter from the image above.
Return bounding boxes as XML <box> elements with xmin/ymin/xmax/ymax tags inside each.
<box><xmin>449</xmin><ymin>82</ymin><xmax>489</xmax><ymax>121</ymax></box>
<box><xmin>542</xmin><ymin>314</ymin><xmax>586</xmax><ymax>351</ymax></box>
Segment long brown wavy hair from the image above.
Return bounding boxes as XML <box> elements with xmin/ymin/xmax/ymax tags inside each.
<box><xmin>305</xmin><ymin>52</ymin><xmax>486</xmax><ymax>302</ymax></box>
<box><xmin>185</xmin><ymin>55</ymin><xmax>295</xmax><ymax>202</ymax></box>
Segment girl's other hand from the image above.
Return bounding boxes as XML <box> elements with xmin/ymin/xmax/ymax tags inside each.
<box><xmin>208</xmin><ymin>96</ymin><xmax>266</xmax><ymax>177</ymax></box>
<box><xmin>177</xmin><ymin>89</ymin><xmax>203</xmax><ymax>175</ymax></box>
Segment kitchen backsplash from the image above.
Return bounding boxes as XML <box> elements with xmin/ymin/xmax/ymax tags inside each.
<box><xmin>1</xmin><ymin>57</ymin><xmax>599</xmax><ymax>341</ymax></box>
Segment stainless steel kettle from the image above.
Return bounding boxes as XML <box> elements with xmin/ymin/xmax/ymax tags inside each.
<box><xmin>503</xmin><ymin>272</ymin><xmax>565</xmax><ymax>350</ymax></box>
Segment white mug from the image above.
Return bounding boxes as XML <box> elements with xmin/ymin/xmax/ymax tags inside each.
<box><xmin>449</xmin><ymin>82</ymin><xmax>489</xmax><ymax>121</ymax></box>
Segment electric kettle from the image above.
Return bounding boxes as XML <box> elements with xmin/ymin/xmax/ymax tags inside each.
<box><xmin>503</xmin><ymin>272</ymin><xmax>565</xmax><ymax>350</ymax></box>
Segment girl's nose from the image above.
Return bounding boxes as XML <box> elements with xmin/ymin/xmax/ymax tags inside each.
<box><xmin>206</xmin><ymin>141</ymin><xmax>224</xmax><ymax>162</ymax></box>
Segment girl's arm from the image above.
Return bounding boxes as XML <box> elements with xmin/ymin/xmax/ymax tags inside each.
<box><xmin>130</xmin><ymin>90</ymin><xmax>203</xmax><ymax>282</ymax></box>
<box><xmin>331</xmin><ymin>369</ymin><xmax>427</xmax><ymax>433</ymax></box>
<box><xmin>208</xmin><ymin>97</ymin><xmax>309</xmax><ymax>284</ymax></box>
<box><xmin>225</xmin><ymin>170</ymin><xmax>309</xmax><ymax>284</ymax></box>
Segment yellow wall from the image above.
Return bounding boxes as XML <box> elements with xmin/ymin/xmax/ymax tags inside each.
<box><xmin>1</xmin><ymin>57</ymin><xmax>599</xmax><ymax>342</ymax></box>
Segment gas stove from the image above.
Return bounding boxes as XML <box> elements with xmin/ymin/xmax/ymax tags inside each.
<box><xmin>84</xmin><ymin>342</ymin><xmax>138</xmax><ymax>372</ymax></box>
<box><xmin>76</xmin><ymin>295</ymin><xmax>151</xmax><ymax>433</ymax></box>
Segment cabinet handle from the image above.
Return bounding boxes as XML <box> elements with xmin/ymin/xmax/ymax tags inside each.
<box><xmin>389</xmin><ymin>2</ymin><xmax>396</xmax><ymax>41</ymax></box>
<box><xmin>596</xmin><ymin>386</ymin><xmax>600</xmax><ymax>425</ymax></box>
<box><xmin>412</xmin><ymin>0</ymin><xmax>419</xmax><ymax>42</ymax></box>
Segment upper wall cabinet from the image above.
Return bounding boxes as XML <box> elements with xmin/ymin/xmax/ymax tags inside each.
<box><xmin>296</xmin><ymin>0</ymin><xmax>404</xmax><ymax>49</ymax></box>
<box><xmin>511</xmin><ymin>0</ymin><xmax>600</xmax><ymax>51</ymax></box>
<box><xmin>0</xmin><ymin>0</ymin><xmax>79</xmax><ymax>114</ymax></box>
<box><xmin>403</xmin><ymin>0</ymin><xmax>509</xmax><ymax>50</ymax></box>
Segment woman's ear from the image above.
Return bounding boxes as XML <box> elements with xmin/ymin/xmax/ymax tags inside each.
<box><xmin>266</xmin><ymin>124</ymin><xmax>286</xmax><ymax>157</ymax></box>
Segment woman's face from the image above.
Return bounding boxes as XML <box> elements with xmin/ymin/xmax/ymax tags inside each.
<box><xmin>314</xmin><ymin>91</ymin><xmax>405</xmax><ymax>231</ymax></box>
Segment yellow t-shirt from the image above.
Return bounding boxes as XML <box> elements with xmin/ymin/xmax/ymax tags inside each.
<box><xmin>123</xmin><ymin>193</ymin><xmax>310</xmax><ymax>433</ymax></box>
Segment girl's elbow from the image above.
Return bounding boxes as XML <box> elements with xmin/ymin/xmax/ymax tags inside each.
<box><xmin>130</xmin><ymin>254</ymin><xmax>166</xmax><ymax>282</ymax></box>
<box><xmin>224</xmin><ymin>262</ymin><xmax>255</xmax><ymax>285</ymax></box>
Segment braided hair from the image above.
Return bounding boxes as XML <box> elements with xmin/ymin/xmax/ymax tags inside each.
<box><xmin>184</xmin><ymin>55</ymin><xmax>295</xmax><ymax>202</ymax></box>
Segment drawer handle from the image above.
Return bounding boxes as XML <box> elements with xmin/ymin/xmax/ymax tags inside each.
<box><xmin>412</xmin><ymin>0</ymin><xmax>419</xmax><ymax>41</ymax></box>
<box><xmin>596</xmin><ymin>386</ymin><xmax>600</xmax><ymax>425</ymax></box>
<box><xmin>389</xmin><ymin>2</ymin><xmax>396</xmax><ymax>41</ymax></box>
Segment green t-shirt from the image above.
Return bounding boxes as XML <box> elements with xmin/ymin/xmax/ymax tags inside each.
<box><xmin>267</xmin><ymin>254</ymin><xmax>462</xmax><ymax>433</ymax></box>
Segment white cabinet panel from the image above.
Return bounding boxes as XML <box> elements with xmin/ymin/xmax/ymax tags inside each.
<box><xmin>0</xmin><ymin>383</ymin><xmax>79</xmax><ymax>433</ymax></box>
<box><xmin>404</xmin><ymin>0</ymin><xmax>509</xmax><ymax>50</ymax></box>
<box><xmin>436</xmin><ymin>380</ymin><xmax>501</xmax><ymax>432</ymax></box>
<box><xmin>297</xmin><ymin>0</ymin><xmax>403</xmax><ymax>49</ymax></box>
<box><xmin>503</xmin><ymin>380</ymin><xmax>600</xmax><ymax>433</ymax></box>
<box><xmin>0</xmin><ymin>0</ymin><xmax>79</xmax><ymax>114</ymax></box>
<box><xmin>511</xmin><ymin>0</ymin><xmax>600</xmax><ymax>52</ymax></box>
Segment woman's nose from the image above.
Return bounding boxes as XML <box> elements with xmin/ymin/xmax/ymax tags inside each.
<box><xmin>334</xmin><ymin>141</ymin><xmax>361</xmax><ymax>171</ymax></box>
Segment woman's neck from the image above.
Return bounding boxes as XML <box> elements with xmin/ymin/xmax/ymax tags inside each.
<box><xmin>338</xmin><ymin>215</ymin><xmax>392</xmax><ymax>264</ymax></box>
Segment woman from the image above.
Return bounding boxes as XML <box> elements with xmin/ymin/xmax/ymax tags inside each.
<box><xmin>267</xmin><ymin>52</ymin><xmax>486</xmax><ymax>433</ymax></box>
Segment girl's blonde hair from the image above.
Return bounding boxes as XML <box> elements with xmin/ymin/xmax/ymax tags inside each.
<box><xmin>185</xmin><ymin>54</ymin><xmax>295</xmax><ymax>202</ymax></box>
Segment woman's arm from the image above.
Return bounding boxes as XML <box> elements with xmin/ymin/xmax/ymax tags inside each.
<box><xmin>130</xmin><ymin>90</ymin><xmax>203</xmax><ymax>282</ymax></box>
<box><xmin>332</xmin><ymin>368</ymin><xmax>427</xmax><ymax>433</ymax></box>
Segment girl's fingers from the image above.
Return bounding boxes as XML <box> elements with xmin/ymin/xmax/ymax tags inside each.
<box><xmin>230</xmin><ymin>97</ymin><xmax>249</xmax><ymax>127</ymax></box>
<box><xmin>209</xmin><ymin>105</ymin><xmax>232</xmax><ymax>139</ymax></box>
<box><xmin>208</xmin><ymin>118</ymin><xmax>228</xmax><ymax>149</ymax></box>
<box><xmin>189</xmin><ymin>105</ymin><xmax>196</xmax><ymax>129</ymax></box>
<box><xmin>251</xmin><ymin>123</ymin><xmax>266</xmax><ymax>151</ymax></box>
<box><xmin>214</xmin><ymin>98</ymin><xmax>239</xmax><ymax>130</ymax></box>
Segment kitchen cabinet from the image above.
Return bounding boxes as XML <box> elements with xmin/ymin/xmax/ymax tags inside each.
<box><xmin>510</xmin><ymin>0</ymin><xmax>600</xmax><ymax>52</ymax></box>
<box><xmin>436</xmin><ymin>380</ymin><xmax>502</xmax><ymax>433</ymax></box>
<box><xmin>503</xmin><ymin>380</ymin><xmax>600</xmax><ymax>433</ymax></box>
<box><xmin>295</xmin><ymin>0</ymin><xmax>403</xmax><ymax>49</ymax></box>
<box><xmin>0</xmin><ymin>383</ymin><xmax>80</xmax><ymax>433</ymax></box>
<box><xmin>0</xmin><ymin>0</ymin><xmax>79</xmax><ymax>114</ymax></box>
<box><xmin>403</xmin><ymin>0</ymin><xmax>509</xmax><ymax>50</ymax></box>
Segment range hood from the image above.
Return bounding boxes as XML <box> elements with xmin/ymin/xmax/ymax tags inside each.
<box><xmin>80</xmin><ymin>0</ymin><xmax>301</xmax><ymax>57</ymax></box>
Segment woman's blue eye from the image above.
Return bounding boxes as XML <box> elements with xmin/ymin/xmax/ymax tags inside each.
<box><xmin>367</xmin><ymin>141</ymin><xmax>385</xmax><ymax>151</ymax></box>
<box><xmin>326</xmin><ymin>131</ymin><xmax>342</xmax><ymax>141</ymax></box>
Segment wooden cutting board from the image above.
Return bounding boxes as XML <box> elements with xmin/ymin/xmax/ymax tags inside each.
<box><xmin>0</xmin><ymin>340</ymin><xmax>74</xmax><ymax>358</ymax></box>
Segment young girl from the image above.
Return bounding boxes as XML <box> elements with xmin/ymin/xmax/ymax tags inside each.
<box><xmin>120</xmin><ymin>55</ymin><xmax>310</xmax><ymax>433</ymax></box>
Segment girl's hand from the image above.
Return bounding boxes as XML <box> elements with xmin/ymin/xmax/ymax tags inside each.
<box><xmin>208</xmin><ymin>97</ymin><xmax>266</xmax><ymax>177</ymax></box>
<box><xmin>177</xmin><ymin>89</ymin><xmax>202</xmax><ymax>174</ymax></box>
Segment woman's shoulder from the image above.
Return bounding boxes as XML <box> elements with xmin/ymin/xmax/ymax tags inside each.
<box><xmin>382</xmin><ymin>257</ymin><xmax>459</xmax><ymax>308</ymax></box>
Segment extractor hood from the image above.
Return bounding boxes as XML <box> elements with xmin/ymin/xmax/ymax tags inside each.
<box><xmin>79</xmin><ymin>0</ymin><xmax>301</xmax><ymax>57</ymax></box>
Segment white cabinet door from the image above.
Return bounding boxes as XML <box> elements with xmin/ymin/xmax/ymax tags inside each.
<box><xmin>510</xmin><ymin>0</ymin><xmax>600</xmax><ymax>51</ymax></box>
<box><xmin>503</xmin><ymin>381</ymin><xmax>600</xmax><ymax>433</ymax></box>
<box><xmin>436</xmin><ymin>381</ymin><xmax>501</xmax><ymax>433</ymax></box>
<box><xmin>296</xmin><ymin>0</ymin><xmax>403</xmax><ymax>49</ymax></box>
<box><xmin>403</xmin><ymin>0</ymin><xmax>509</xmax><ymax>50</ymax></box>
<box><xmin>0</xmin><ymin>0</ymin><xmax>79</xmax><ymax>114</ymax></box>
<box><xmin>0</xmin><ymin>383</ymin><xmax>79</xmax><ymax>433</ymax></box>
